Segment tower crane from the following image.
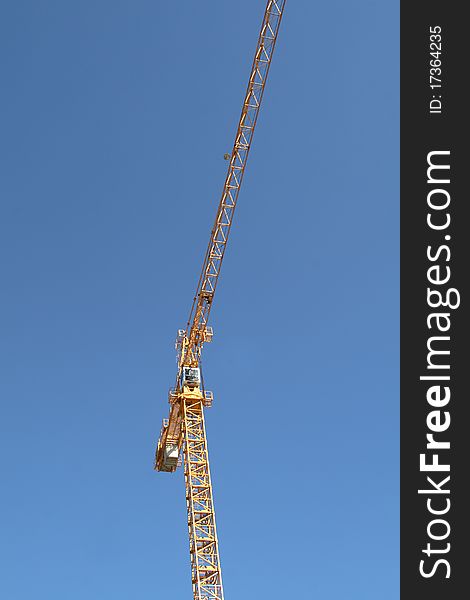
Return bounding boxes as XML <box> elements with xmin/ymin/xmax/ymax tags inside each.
<box><xmin>155</xmin><ymin>2</ymin><xmax>286</xmax><ymax>599</ymax></box>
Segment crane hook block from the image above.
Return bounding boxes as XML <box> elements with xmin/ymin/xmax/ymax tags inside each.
<box><xmin>203</xmin><ymin>390</ymin><xmax>214</xmax><ymax>408</ymax></box>
<box><xmin>203</xmin><ymin>326</ymin><xmax>214</xmax><ymax>343</ymax></box>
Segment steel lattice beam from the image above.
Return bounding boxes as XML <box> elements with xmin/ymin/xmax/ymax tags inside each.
<box><xmin>180</xmin><ymin>0</ymin><xmax>286</xmax><ymax>371</ymax></box>
<box><xmin>184</xmin><ymin>396</ymin><xmax>224</xmax><ymax>600</ymax></box>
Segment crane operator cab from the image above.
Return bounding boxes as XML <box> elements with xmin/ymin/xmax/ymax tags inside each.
<box><xmin>180</xmin><ymin>366</ymin><xmax>201</xmax><ymax>389</ymax></box>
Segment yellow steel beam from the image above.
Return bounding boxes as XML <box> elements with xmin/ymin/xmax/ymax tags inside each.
<box><xmin>184</xmin><ymin>393</ymin><xmax>224</xmax><ymax>600</ymax></box>
<box><xmin>179</xmin><ymin>0</ymin><xmax>287</xmax><ymax>372</ymax></box>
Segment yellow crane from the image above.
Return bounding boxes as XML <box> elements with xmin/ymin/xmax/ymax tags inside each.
<box><xmin>155</xmin><ymin>2</ymin><xmax>286</xmax><ymax>599</ymax></box>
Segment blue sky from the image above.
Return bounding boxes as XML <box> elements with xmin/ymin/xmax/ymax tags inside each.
<box><xmin>0</xmin><ymin>1</ymin><xmax>399</xmax><ymax>598</ymax></box>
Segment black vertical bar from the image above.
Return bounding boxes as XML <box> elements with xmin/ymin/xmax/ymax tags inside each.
<box><xmin>401</xmin><ymin>3</ymin><xmax>468</xmax><ymax>598</ymax></box>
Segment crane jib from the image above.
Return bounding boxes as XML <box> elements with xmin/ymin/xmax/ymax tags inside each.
<box><xmin>182</xmin><ymin>1</ymin><xmax>286</xmax><ymax>372</ymax></box>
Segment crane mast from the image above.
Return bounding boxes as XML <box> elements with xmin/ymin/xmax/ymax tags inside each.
<box><xmin>155</xmin><ymin>3</ymin><xmax>286</xmax><ymax>599</ymax></box>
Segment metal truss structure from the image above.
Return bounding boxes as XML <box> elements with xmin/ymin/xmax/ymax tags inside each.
<box><xmin>183</xmin><ymin>393</ymin><xmax>223</xmax><ymax>600</ymax></box>
<box><xmin>155</xmin><ymin>3</ymin><xmax>286</xmax><ymax>599</ymax></box>
<box><xmin>181</xmin><ymin>0</ymin><xmax>286</xmax><ymax>371</ymax></box>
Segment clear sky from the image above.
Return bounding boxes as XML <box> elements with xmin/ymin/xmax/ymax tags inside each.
<box><xmin>0</xmin><ymin>1</ymin><xmax>398</xmax><ymax>598</ymax></box>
